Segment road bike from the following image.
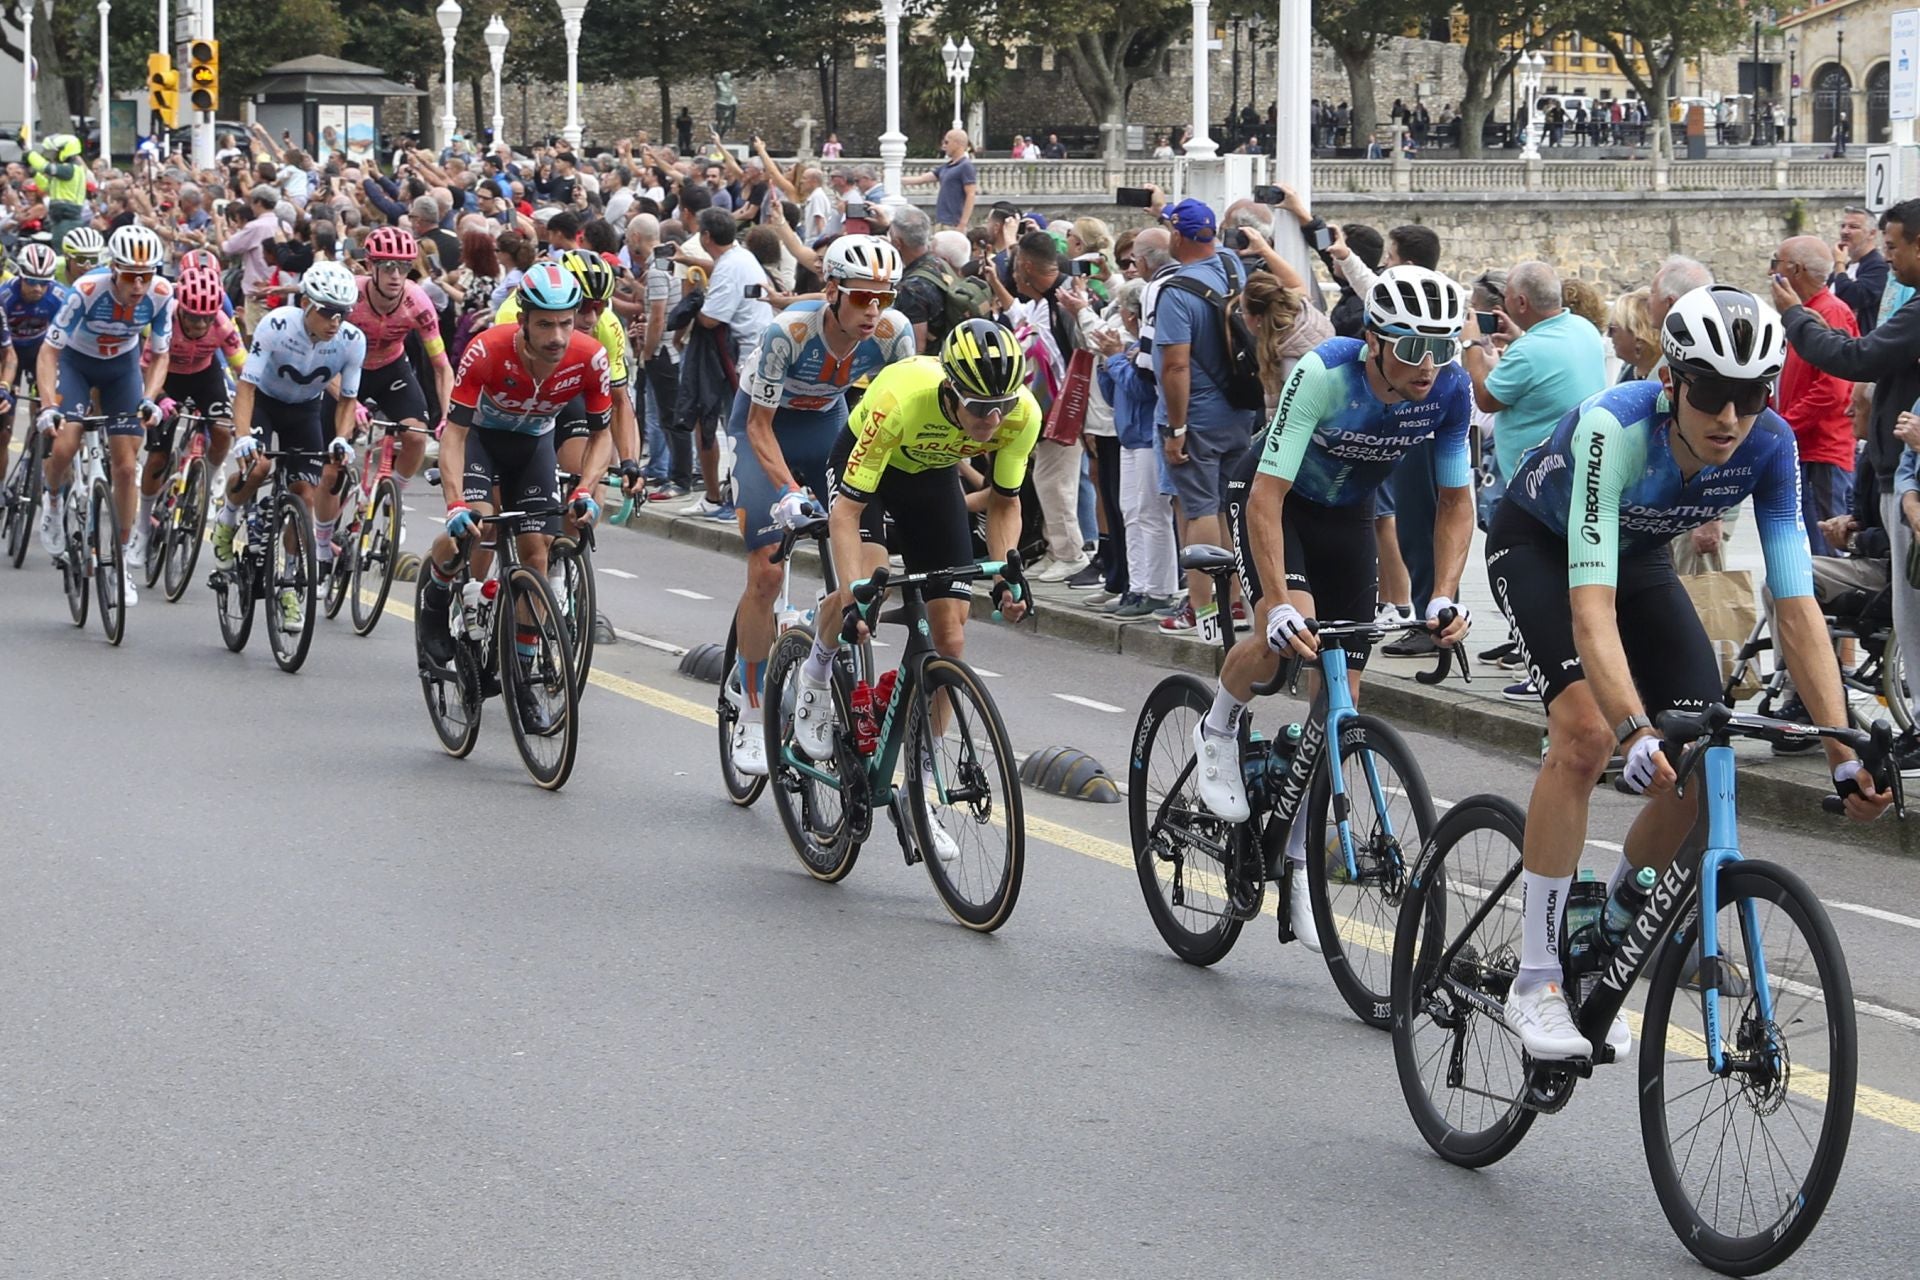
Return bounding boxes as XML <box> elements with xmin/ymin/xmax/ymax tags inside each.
<box><xmin>51</xmin><ymin>415</ymin><xmax>128</xmax><ymax>645</ymax></box>
<box><xmin>323</xmin><ymin>417</ymin><xmax>421</xmax><ymax>636</ymax></box>
<box><xmin>549</xmin><ymin>466</ymin><xmax>628</xmax><ymax>696</ymax></box>
<box><xmin>761</xmin><ymin>555</ymin><xmax>1026</xmax><ymax>932</ymax></box>
<box><xmin>2</xmin><ymin>393</ymin><xmax>47</xmax><ymax>570</ymax></box>
<box><xmin>414</xmin><ymin>495</ymin><xmax>579</xmax><ymax>791</ymax></box>
<box><xmin>1389</xmin><ymin>703</ymin><xmax>1901</xmax><ymax>1275</ymax></box>
<box><xmin>1128</xmin><ymin>544</ymin><xmax>1457</xmax><ymax>1027</ymax></box>
<box><xmin>141</xmin><ymin>402</ymin><xmax>225</xmax><ymax>602</ymax></box>
<box><xmin>207</xmin><ymin>448</ymin><xmax>321</xmax><ymax>673</ymax></box>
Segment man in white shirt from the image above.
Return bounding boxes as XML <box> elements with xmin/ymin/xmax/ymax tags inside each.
<box><xmin>688</xmin><ymin>206</ymin><xmax>772</xmax><ymax>515</ymax></box>
<box><xmin>799</xmin><ymin>166</ymin><xmax>834</xmax><ymax>242</ymax></box>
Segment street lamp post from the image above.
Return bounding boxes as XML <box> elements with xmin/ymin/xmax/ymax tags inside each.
<box><xmin>555</xmin><ymin>0</ymin><xmax>588</xmax><ymax>149</ymax></box>
<box><xmin>96</xmin><ymin>0</ymin><xmax>110</xmax><ymax>160</ymax></box>
<box><xmin>878</xmin><ymin>0</ymin><xmax>906</xmax><ymax>201</ymax></box>
<box><xmin>1184</xmin><ymin>0</ymin><xmax>1219</xmax><ymax>160</ymax></box>
<box><xmin>1518</xmin><ymin>51</ymin><xmax>1546</xmax><ymax>162</ymax></box>
<box><xmin>435</xmin><ymin>0</ymin><xmax>461</xmax><ymax>150</ymax></box>
<box><xmin>18</xmin><ymin>0</ymin><xmax>33</xmax><ymax>149</ymax></box>
<box><xmin>940</xmin><ymin>36</ymin><xmax>974</xmax><ymax>133</ymax></box>
<box><xmin>1787</xmin><ymin>34</ymin><xmax>1797</xmax><ymax>144</ymax></box>
<box><xmin>484</xmin><ymin>15</ymin><xmax>509</xmax><ymax>148</ymax></box>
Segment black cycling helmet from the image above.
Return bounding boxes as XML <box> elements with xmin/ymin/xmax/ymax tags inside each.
<box><xmin>940</xmin><ymin>317</ymin><xmax>1026</xmax><ymax>401</ymax></box>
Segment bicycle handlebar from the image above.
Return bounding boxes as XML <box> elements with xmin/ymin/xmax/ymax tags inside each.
<box><xmin>1250</xmin><ymin>609</ymin><xmax>1465</xmax><ymax>697</ymax></box>
<box><xmin>1606</xmin><ymin>703</ymin><xmax>1905</xmax><ymax>816</ymax></box>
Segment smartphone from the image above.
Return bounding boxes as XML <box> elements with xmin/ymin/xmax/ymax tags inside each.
<box><xmin>1312</xmin><ymin>225</ymin><xmax>1334</xmax><ymax>252</ymax></box>
<box><xmin>1115</xmin><ymin>186</ymin><xmax>1153</xmax><ymax>208</ymax></box>
<box><xmin>845</xmin><ymin>198</ymin><xmax>868</xmax><ymax>218</ymax></box>
<box><xmin>1225</xmin><ymin>228</ymin><xmax>1250</xmax><ymax>252</ymax></box>
<box><xmin>1474</xmin><ymin>310</ymin><xmax>1500</xmax><ymax>336</ymax></box>
<box><xmin>744</xmin><ymin>283</ymin><xmax>764</xmax><ymax>299</ymax></box>
<box><xmin>1251</xmin><ymin>184</ymin><xmax>1286</xmax><ymax>205</ymax></box>
<box><xmin>1067</xmin><ymin>258</ymin><xmax>1096</xmax><ymax>277</ymax></box>
<box><xmin>653</xmin><ymin>243</ymin><xmax>676</xmax><ymax>261</ymax></box>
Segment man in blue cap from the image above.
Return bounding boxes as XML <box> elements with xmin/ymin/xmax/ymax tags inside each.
<box><xmin>1153</xmin><ymin>196</ymin><xmax>1259</xmax><ymax>634</ymax></box>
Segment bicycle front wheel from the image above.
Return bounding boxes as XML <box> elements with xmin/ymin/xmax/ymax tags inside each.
<box><xmin>1639</xmin><ymin>859</ymin><xmax>1856</xmax><ymax>1276</ymax></box>
<box><xmin>63</xmin><ymin>495</ymin><xmax>89</xmax><ymax>627</ymax></box>
<box><xmin>349</xmin><ymin>477</ymin><xmax>400</xmax><ymax>635</ymax></box>
<box><xmin>1128</xmin><ymin>673</ymin><xmax>1253</xmax><ymax>965</ymax></box>
<box><xmin>1304</xmin><ymin>714</ymin><xmax>1437</xmax><ymax>1029</ymax></box>
<box><xmin>909</xmin><ymin>656</ymin><xmax>1024</xmax><ymax>932</ymax></box>
<box><xmin>267</xmin><ymin>497</ymin><xmax>317</xmax><ymax>673</ymax></box>
<box><xmin>90</xmin><ymin>480</ymin><xmax>125</xmax><ymax>645</ymax></box>
<box><xmin>1389</xmin><ymin>795</ymin><xmax>1538</xmax><ymax>1168</ymax></box>
<box><xmin>141</xmin><ymin>486</ymin><xmax>169</xmax><ymax>590</ymax></box>
<box><xmin>162</xmin><ymin>458</ymin><xmax>208</xmax><ymax>602</ymax></box>
<box><xmin>548</xmin><ymin>533</ymin><xmax>596</xmax><ymax>692</ymax></box>
<box><xmin>716</xmin><ymin>617</ymin><xmax>768</xmax><ymax>807</ymax></box>
<box><xmin>497</xmin><ymin>564</ymin><xmax>580</xmax><ymax>790</ymax></box>
<box><xmin>764</xmin><ymin>627</ymin><xmax>859</xmax><ymax>881</ymax></box>
<box><xmin>3</xmin><ymin>428</ymin><xmax>40</xmax><ymax>569</ymax></box>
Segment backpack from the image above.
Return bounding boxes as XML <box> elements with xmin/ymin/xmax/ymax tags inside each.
<box><xmin>1157</xmin><ymin>255</ymin><xmax>1265</xmax><ymax>412</ymax></box>
<box><xmin>907</xmin><ymin>253</ymin><xmax>991</xmax><ymax>345</ymax></box>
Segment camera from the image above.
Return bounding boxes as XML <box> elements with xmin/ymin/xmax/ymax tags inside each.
<box><xmin>845</xmin><ymin>198</ymin><xmax>869</xmax><ymax>218</ymax></box>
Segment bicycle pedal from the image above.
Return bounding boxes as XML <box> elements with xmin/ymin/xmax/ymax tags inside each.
<box><xmin>888</xmin><ymin>793</ymin><xmax>922</xmax><ymax>865</ymax></box>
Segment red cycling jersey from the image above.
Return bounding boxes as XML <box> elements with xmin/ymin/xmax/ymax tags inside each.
<box><xmin>168</xmin><ymin>310</ymin><xmax>245</xmax><ymax>376</ymax></box>
<box><xmin>449</xmin><ymin>323</ymin><xmax>613</xmax><ymax>437</ymax></box>
<box><xmin>351</xmin><ymin>275</ymin><xmax>446</xmax><ymax>370</ymax></box>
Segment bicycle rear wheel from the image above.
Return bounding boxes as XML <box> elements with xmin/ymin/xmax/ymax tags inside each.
<box><xmin>415</xmin><ymin>571</ymin><xmax>481</xmax><ymax>757</ymax></box>
<box><xmin>716</xmin><ymin>616</ymin><xmax>768</xmax><ymax>806</ymax></box>
<box><xmin>141</xmin><ymin>483</ymin><xmax>169</xmax><ymax>591</ymax></box>
<box><xmin>764</xmin><ymin>628</ymin><xmax>860</xmax><ymax>881</ymax></box>
<box><xmin>162</xmin><ymin>458</ymin><xmax>209</xmax><ymax>601</ymax></box>
<box><xmin>3</xmin><ymin>428</ymin><xmax>40</xmax><ymax>569</ymax></box>
<box><xmin>62</xmin><ymin>494</ymin><xmax>88</xmax><ymax>627</ymax></box>
<box><xmin>1128</xmin><ymin>673</ymin><xmax>1254</xmax><ymax>965</ymax></box>
<box><xmin>90</xmin><ymin>480</ymin><xmax>125</xmax><ymax>645</ymax></box>
<box><xmin>350</xmin><ymin>477</ymin><xmax>400</xmax><ymax>636</ymax></box>
<box><xmin>548</xmin><ymin>533</ymin><xmax>596</xmax><ymax>693</ymax></box>
<box><xmin>266</xmin><ymin>497</ymin><xmax>317</xmax><ymax>673</ymax></box>
<box><xmin>1639</xmin><ymin>859</ymin><xmax>1856</xmax><ymax>1276</ymax></box>
<box><xmin>1305</xmin><ymin>713</ymin><xmax>1436</xmax><ymax>1029</ymax></box>
<box><xmin>497</xmin><ymin>564</ymin><xmax>579</xmax><ymax>790</ymax></box>
<box><xmin>323</xmin><ymin>465</ymin><xmax>358</xmax><ymax>620</ymax></box>
<box><xmin>909</xmin><ymin>656</ymin><xmax>1024</xmax><ymax>932</ymax></box>
<box><xmin>1389</xmin><ymin>795</ymin><xmax>1538</xmax><ymax>1167</ymax></box>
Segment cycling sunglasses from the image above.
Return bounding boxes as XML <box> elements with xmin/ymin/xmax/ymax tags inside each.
<box><xmin>114</xmin><ymin>269</ymin><xmax>156</xmax><ymax>285</ymax></box>
<box><xmin>311</xmin><ymin>302</ymin><xmax>352</xmax><ymax>320</ymax></box>
<box><xmin>1676</xmin><ymin>371</ymin><xmax>1771</xmax><ymax>417</ymax></box>
<box><xmin>844</xmin><ymin>288</ymin><xmax>895</xmax><ymax>309</ymax></box>
<box><xmin>954</xmin><ymin>390</ymin><xmax>1019</xmax><ymax>418</ymax></box>
<box><xmin>1382</xmin><ymin>333</ymin><xmax>1460</xmax><ymax>366</ymax></box>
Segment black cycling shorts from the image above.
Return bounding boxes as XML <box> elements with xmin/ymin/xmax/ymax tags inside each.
<box><xmin>827</xmin><ymin>429</ymin><xmax>973</xmax><ymax>602</ymax></box>
<box><xmin>358</xmin><ymin>355</ymin><xmax>432</xmax><ymax>428</ymax></box>
<box><xmin>250</xmin><ymin>394</ymin><xmax>326</xmax><ymax>486</ymax></box>
<box><xmin>1486</xmin><ymin>500</ymin><xmax>1722</xmax><ymax>713</ymax></box>
<box><xmin>553</xmin><ymin>394</ymin><xmax>600</xmax><ymax>448</ymax></box>
<box><xmin>153</xmin><ymin>365</ymin><xmax>233</xmax><ymax>452</ymax></box>
<box><xmin>462</xmin><ymin>427</ymin><xmax>561</xmax><ymax>536</ymax></box>
<box><xmin>1227</xmin><ymin>446</ymin><xmax>1378</xmax><ymax>669</ymax></box>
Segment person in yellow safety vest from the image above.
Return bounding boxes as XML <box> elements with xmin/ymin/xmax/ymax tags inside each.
<box><xmin>26</xmin><ymin>134</ymin><xmax>90</xmax><ymax>234</ymax></box>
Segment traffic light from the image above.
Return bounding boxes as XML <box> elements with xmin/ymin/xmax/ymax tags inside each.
<box><xmin>147</xmin><ymin>53</ymin><xmax>180</xmax><ymax>128</ymax></box>
<box><xmin>187</xmin><ymin>39</ymin><xmax>218</xmax><ymax>114</ymax></box>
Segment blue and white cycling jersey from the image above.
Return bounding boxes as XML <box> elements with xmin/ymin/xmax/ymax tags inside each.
<box><xmin>1257</xmin><ymin>337</ymin><xmax>1473</xmax><ymax>506</ymax></box>
<box><xmin>744</xmin><ymin>299</ymin><xmax>916</xmax><ymax>412</ymax></box>
<box><xmin>45</xmin><ymin>267</ymin><xmax>173</xmax><ymax>361</ymax></box>
<box><xmin>0</xmin><ymin>277</ymin><xmax>68</xmax><ymax>358</ymax></box>
<box><xmin>240</xmin><ymin>305</ymin><xmax>367</xmax><ymax>404</ymax></box>
<box><xmin>1505</xmin><ymin>378</ymin><xmax>1812</xmax><ymax>598</ymax></box>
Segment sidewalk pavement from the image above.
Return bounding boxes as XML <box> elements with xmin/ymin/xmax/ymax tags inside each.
<box><xmin>618</xmin><ymin>496</ymin><xmax>1916</xmax><ymax>855</ymax></box>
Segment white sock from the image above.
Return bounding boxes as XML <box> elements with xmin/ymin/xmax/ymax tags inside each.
<box><xmin>394</xmin><ymin>472</ymin><xmax>410</xmax><ymax>495</ymax></box>
<box><xmin>1516</xmin><ymin>871</ymin><xmax>1573</xmax><ymax>993</ymax></box>
<box><xmin>801</xmin><ymin>632</ymin><xmax>838</xmax><ymax>683</ymax></box>
<box><xmin>314</xmin><ymin>519</ymin><xmax>336</xmax><ymax>563</ymax></box>
<box><xmin>1285</xmin><ymin>810</ymin><xmax>1309</xmax><ymax>866</ymax></box>
<box><xmin>217</xmin><ymin>501</ymin><xmax>240</xmax><ymax>528</ymax></box>
<box><xmin>1202</xmin><ymin>687</ymin><xmax>1246</xmax><ymax>739</ymax></box>
<box><xmin>137</xmin><ymin>492</ymin><xmax>156</xmax><ymax>524</ymax></box>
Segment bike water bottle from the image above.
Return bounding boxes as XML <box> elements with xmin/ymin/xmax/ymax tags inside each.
<box><xmin>1561</xmin><ymin>870</ymin><xmax>1609</xmax><ymax>1008</ymax></box>
<box><xmin>873</xmin><ymin>669</ymin><xmax>898</xmax><ymax>720</ymax></box>
<box><xmin>850</xmin><ymin>680</ymin><xmax>878</xmax><ymax>755</ymax></box>
<box><xmin>460</xmin><ymin>581</ymin><xmax>486</xmax><ymax>640</ymax></box>
<box><xmin>1602</xmin><ymin>865</ymin><xmax>1658</xmax><ymax>947</ymax></box>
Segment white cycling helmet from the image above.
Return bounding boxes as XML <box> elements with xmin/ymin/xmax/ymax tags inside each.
<box><xmin>1364</xmin><ymin>265</ymin><xmax>1466</xmax><ymax>338</ymax></box>
<box><xmin>62</xmin><ymin>225</ymin><xmax>105</xmax><ymax>263</ymax></box>
<box><xmin>108</xmin><ymin>224</ymin><xmax>165</xmax><ymax>272</ymax></box>
<box><xmin>1661</xmin><ymin>285</ymin><xmax>1785</xmax><ymax>382</ymax></box>
<box><xmin>824</xmin><ymin>234</ymin><xmax>903</xmax><ymax>285</ymax></box>
<box><xmin>15</xmin><ymin>242</ymin><xmax>59</xmax><ymax>281</ymax></box>
<box><xmin>301</xmin><ymin>260</ymin><xmax>359</xmax><ymax>311</ymax></box>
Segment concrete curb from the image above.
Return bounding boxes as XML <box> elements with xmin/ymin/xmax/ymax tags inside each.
<box><xmin>615</xmin><ymin>504</ymin><xmax>1918</xmax><ymax>856</ymax></box>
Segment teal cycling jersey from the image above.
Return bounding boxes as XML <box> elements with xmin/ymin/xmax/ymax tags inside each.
<box><xmin>1505</xmin><ymin>378</ymin><xmax>1813</xmax><ymax>599</ymax></box>
<box><xmin>1256</xmin><ymin>337</ymin><xmax>1473</xmax><ymax>506</ymax></box>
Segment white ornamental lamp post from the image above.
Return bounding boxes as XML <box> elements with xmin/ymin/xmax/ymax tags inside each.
<box><xmin>18</xmin><ymin>0</ymin><xmax>34</xmax><ymax>148</ymax></box>
<box><xmin>1519</xmin><ymin>50</ymin><xmax>1546</xmax><ymax>162</ymax></box>
<box><xmin>96</xmin><ymin>0</ymin><xmax>110</xmax><ymax>159</ymax></box>
<box><xmin>941</xmin><ymin>36</ymin><xmax>975</xmax><ymax>133</ymax></box>
<box><xmin>878</xmin><ymin>0</ymin><xmax>906</xmax><ymax>201</ymax></box>
<box><xmin>1273</xmin><ymin>0</ymin><xmax>1310</xmax><ymax>200</ymax></box>
<box><xmin>435</xmin><ymin>0</ymin><xmax>461</xmax><ymax>149</ymax></box>
<box><xmin>484</xmin><ymin>14</ymin><xmax>509</xmax><ymax>147</ymax></box>
<box><xmin>555</xmin><ymin>0</ymin><xmax>587</xmax><ymax>148</ymax></box>
<box><xmin>1185</xmin><ymin>0</ymin><xmax>1219</xmax><ymax>159</ymax></box>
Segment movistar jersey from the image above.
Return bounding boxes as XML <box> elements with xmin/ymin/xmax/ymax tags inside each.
<box><xmin>1505</xmin><ymin>379</ymin><xmax>1811</xmax><ymax>598</ymax></box>
<box><xmin>240</xmin><ymin>305</ymin><xmax>367</xmax><ymax>404</ymax></box>
<box><xmin>745</xmin><ymin>299</ymin><xmax>915</xmax><ymax>412</ymax></box>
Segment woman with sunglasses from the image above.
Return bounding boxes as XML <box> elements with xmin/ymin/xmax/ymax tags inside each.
<box><xmin>718</xmin><ymin>234</ymin><xmax>919</xmax><ymax>781</ymax></box>
<box><xmin>1191</xmin><ymin>264</ymin><xmax>1477</xmax><ymax>948</ymax></box>
<box><xmin>1488</xmin><ymin>284</ymin><xmax>1890</xmax><ymax>1062</ymax></box>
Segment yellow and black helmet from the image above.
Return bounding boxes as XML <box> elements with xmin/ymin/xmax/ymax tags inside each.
<box><xmin>559</xmin><ymin>249</ymin><xmax>617</xmax><ymax>303</ymax></box>
<box><xmin>940</xmin><ymin>317</ymin><xmax>1026</xmax><ymax>401</ymax></box>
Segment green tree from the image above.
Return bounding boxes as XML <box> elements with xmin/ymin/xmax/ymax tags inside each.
<box><xmin>1452</xmin><ymin>0</ymin><xmax>1575</xmax><ymax>160</ymax></box>
<box><xmin>1576</xmin><ymin>0</ymin><xmax>1756</xmax><ymax>161</ymax></box>
<box><xmin>1310</xmin><ymin>0</ymin><xmax>1429</xmax><ymax>155</ymax></box>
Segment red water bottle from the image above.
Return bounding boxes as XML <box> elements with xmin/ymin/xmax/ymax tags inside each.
<box><xmin>850</xmin><ymin>680</ymin><xmax>878</xmax><ymax>755</ymax></box>
<box><xmin>873</xmin><ymin>669</ymin><xmax>898</xmax><ymax>720</ymax></box>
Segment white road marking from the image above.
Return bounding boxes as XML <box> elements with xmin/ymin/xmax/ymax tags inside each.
<box><xmin>602</xmin><ymin>567</ymin><xmax>638</xmax><ymax>579</ymax></box>
<box><xmin>1052</xmin><ymin>693</ymin><xmax>1124</xmax><ymax>713</ymax></box>
<box><xmin>972</xmin><ymin>667</ymin><xmax>1002</xmax><ymax>678</ymax></box>
<box><xmin>1830</xmin><ymin>901</ymin><xmax>1920</xmax><ymax>931</ymax></box>
<box><xmin>665</xmin><ymin>587</ymin><xmax>710</xmax><ymax>600</ymax></box>
<box><xmin>612</xmin><ymin>627</ymin><xmax>689</xmax><ymax>657</ymax></box>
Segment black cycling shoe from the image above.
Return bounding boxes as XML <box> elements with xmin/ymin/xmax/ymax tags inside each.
<box><xmin>514</xmin><ymin>666</ymin><xmax>559</xmax><ymax>736</ymax></box>
<box><xmin>420</xmin><ymin>581</ymin><xmax>456</xmax><ymax>664</ymax></box>
<box><xmin>1769</xmin><ymin>695</ymin><xmax>1820</xmax><ymax>755</ymax></box>
<box><xmin>1383</xmin><ymin>629</ymin><xmax>1438</xmax><ymax>658</ymax></box>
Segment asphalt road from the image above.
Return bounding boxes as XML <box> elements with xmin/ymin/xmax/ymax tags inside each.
<box><xmin>2</xmin><ymin>517</ymin><xmax>1916</xmax><ymax>1279</ymax></box>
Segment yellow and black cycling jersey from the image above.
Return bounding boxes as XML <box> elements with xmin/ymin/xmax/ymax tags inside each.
<box><xmin>836</xmin><ymin>356</ymin><xmax>1040</xmax><ymax>500</ymax></box>
<box><xmin>491</xmin><ymin>291</ymin><xmax>630</xmax><ymax>388</ymax></box>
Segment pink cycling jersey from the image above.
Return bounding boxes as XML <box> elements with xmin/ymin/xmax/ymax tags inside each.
<box><xmin>168</xmin><ymin>310</ymin><xmax>244</xmax><ymax>376</ymax></box>
<box><xmin>349</xmin><ymin>276</ymin><xmax>445</xmax><ymax>370</ymax></box>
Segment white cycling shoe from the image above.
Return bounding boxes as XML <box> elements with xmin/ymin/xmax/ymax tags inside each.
<box><xmin>792</xmin><ymin>667</ymin><xmax>837</xmax><ymax>761</ymax></box>
<box><xmin>124</xmin><ymin>525</ymin><xmax>148</xmax><ymax>570</ymax></box>
<box><xmin>1503</xmin><ymin>981</ymin><xmax>1593</xmax><ymax>1061</ymax></box>
<box><xmin>1288</xmin><ymin>868</ymin><xmax>1322</xmax><ymax>953</ymax></box>
<box><xmin>37</xmin><ymin>499</ymin><xmax>63</xmax><ymax>556</ymax></box>
<box><xmin>1190</xmin><ymin>723</ymin><xmax>1250</xmax><ymax>823</ymax></box>
<box><xmin>730</xmin><ymin>722</ymin><xmax>768</xmax><ymax>777</ymax></box>
<box><xmin>919</xmin><ymin>757</ymin><xmax>960</xmax><ymax>864</ymax></box>
<box><xmin>1605</xmin><ymin>1013</ymin><xmax>1631</xmax><ymax>1058</ymax></box>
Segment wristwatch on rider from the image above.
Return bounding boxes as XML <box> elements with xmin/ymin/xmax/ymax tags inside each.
<box><xmin>1614</xmin><ymin>714</ymin><xmax>1653</xmax><ymax>745</ymax></box>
